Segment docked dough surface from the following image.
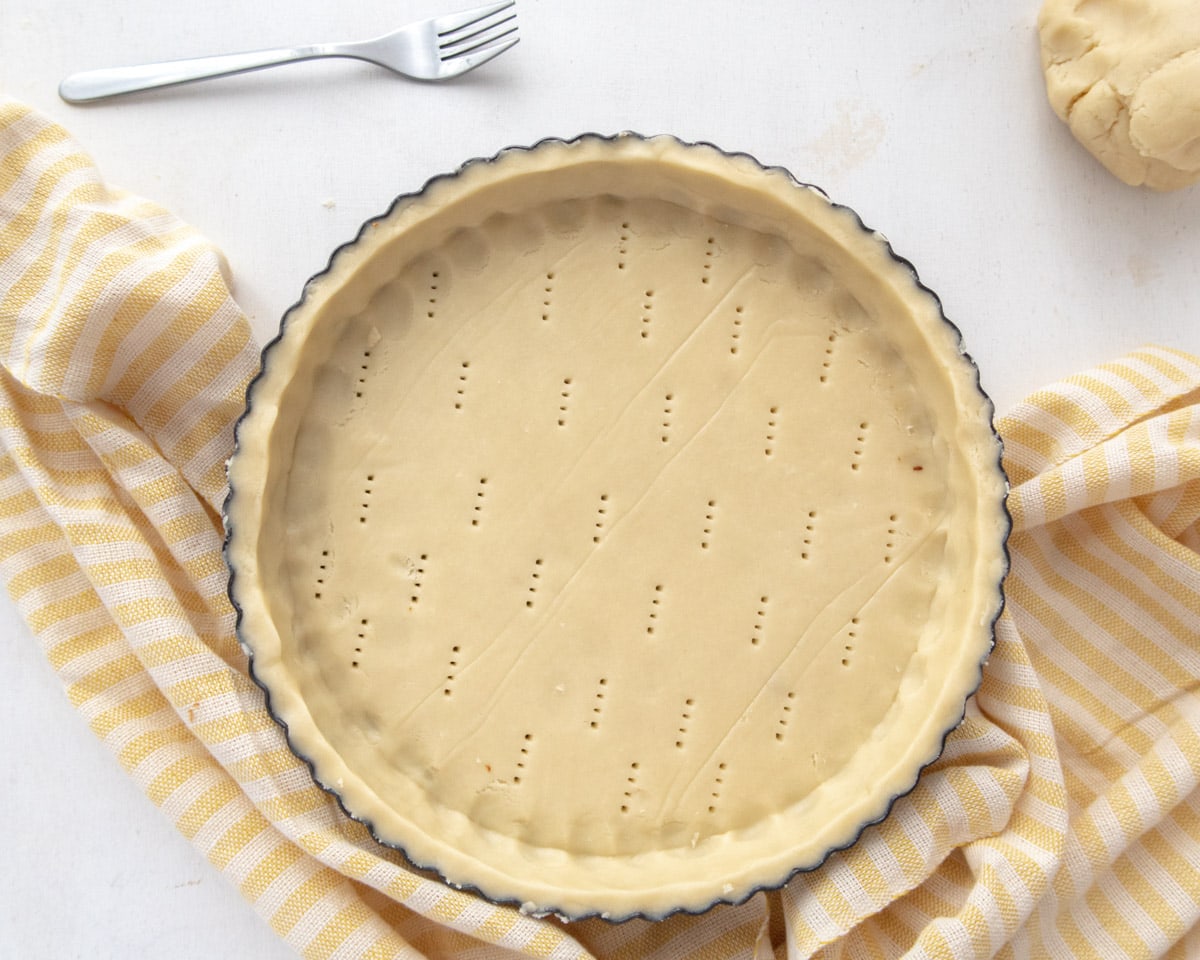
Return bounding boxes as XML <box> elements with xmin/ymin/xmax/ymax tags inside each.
<box><xmin>1039</xmin><ymin>0</ymin><xmax>1200</xmax><ymax>190</ymax></box>
<box><xmin>226</xmin><ymin>136</ymin><xmax>1009</xmax><ymax>919</ymax></box>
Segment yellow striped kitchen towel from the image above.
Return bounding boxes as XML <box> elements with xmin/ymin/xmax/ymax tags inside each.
<box><xmin>2</xmin><ymin>97</ymin><xmax>1198</xmax><ymax>959</ymax></box>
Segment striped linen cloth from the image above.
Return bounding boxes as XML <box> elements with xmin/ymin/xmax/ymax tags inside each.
<box><xmin>2</xmin><ymin>97</ymin><xmax>1198</xmax><ymax>959</ymax></box>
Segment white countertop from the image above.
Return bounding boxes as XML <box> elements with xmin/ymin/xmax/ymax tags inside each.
<box><xmin>1</xmin><ymin>0</ymin><xmax>1197</xmax><ymax>956</ymax></box>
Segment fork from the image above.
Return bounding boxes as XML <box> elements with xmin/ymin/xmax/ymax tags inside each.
<box><xmin>58</xmin><ymin>1</ymin><xmax>519</xmax><ymax>103</ymax></box>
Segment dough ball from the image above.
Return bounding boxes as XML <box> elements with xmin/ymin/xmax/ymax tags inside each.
<box><xmin>1038</xmin><ymin>0</ymin><xmax>1200</xmax><ymax>191</ymax></box>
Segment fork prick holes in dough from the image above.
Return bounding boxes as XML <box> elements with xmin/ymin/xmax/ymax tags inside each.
<box><xmin>358</xmin><ymin>477</ymin><xmax>372</xmax><ymax>525</ymax></box>
<box><xmin>455</xmin><ymin>360</ymin><xmax>470</xmax><ymax>410</ymax></box>
<box><xmin>884</xmin><ymin>514</ymin><xmax>898</xmax><ymax>563</ymax></box>
<box><xmin>542</xmin><ymin>271</ymin><xmax>554</xmax><ymax>322</ymax></box>
<box><xmin>765</xmin><ymin>405</ymin><xmax>779</xmax><ymax>457</ymax></box>
<box><xmin>352</xmin><ymin>618</ymin><xmax>370</xmax><ymax>670</ymax></box>
<box><xmin>593</xmin><ymin>493</ymin><xmax>608</xmax><ymax>544</ymax></box>
<box><xmin>730</xmin><ymin>305</ymin><xmax>744</xmax><ymax>355</ymax></box>
<box><xmin>590</xmin><ymin>677</ymin><xmax>609</xmax><ymax>731</ymax></box>
<box><xmin>702</xmin><ymin>236</ymin><xmax>714</xmax><ymax>284</ymax></box>
<box><xmin>471</xmin><ymin>477</ymin><xmax>488</xmax><ymax>527</ymax></box>
<box><xmin>646</xmin><ymin>583</ymin><xmax>664</xmax><ymax>635</ymax></box>
<box><xmin>640</xmin><ymin>289</ymin><xmax>655</xmax><ymax>340</ymax></box>
<box><xmin>314</xmin><ymin>555</ymin><xmax>327</xmax><ymax>600</ymax></box>
<box><xmin>617</xmin><ymin>220</ymin><xmax>630</xmax><ymax>271</ymax></box>
<box><xmin>775</xmin><ymin>690</ymin><xmax>796</xmax><ymax>743</ymax></box>
<box><xmin>517</xmin><ymin>734</ymin><xmax>531</xmax><ymax>772</ymax></box>
<box><xmin>661</xmin><ymin>392</ymin><xmax>674</xmax><ymax>443</ymax></box>
<box><xmin>801</xmin><ymin>508</ymin><xmax>816</xmax><ymax>561</ymax></box>
<box><xmin>677</xmin><ymin>696</ymin><xmax>695</xmax><ymax>748</ymax></box>
<box><xmin>525</xmin><ymin>558</ymin><xmax>543</xmax><ymax>609</ymax></box>
<box><xmin>412</xmin><ymin>552</ymin><xmax>428</xmax><ymax>604</ymax></box>
<box><xmin>445</xmin><ymin>644</ymin><xmax>461</xmax><ymax>690</ymax></box>
<box><xmin>701</xmin><ymin>499</ymin><xmax>716</xmax><ymax>549</ymax></box>
<box><xmin>841</xmin><ymin>617</ymin><xmax>860</xmax><ymax>666</ymax></box>
<box><xmin>621</xmin><ymin>760</ymin><xmax>640</xmax><ymax>815</ymax></box>
<box><xmin>426</xmin><ymin>270</ymin><xmax>440</xmax><ymax>319</ymax></box>
<box><xmin>355</xmin><ymin>349</ymin><xmax>371</xmax><ymax>399</ymax></box>
<box><xmin>708</xmin><ymin>761</ymin><xmax>728</xmax><ymax>815</ymax></box>
<box><xmin>558</xmin><ymin>376</ymin><xmax>572</xmax><ymax>427</ymax></box>
<box><xmin>852</xmin><ymin>420</ymin><xmax>869</xmax><ymax>471</ymax></box>
<box><xmin>512</xmin><ymin>730</ymin><xmax>534</xmax><ymax>785</ymax></box>
<box><xmin>751</xmin><ymin>596</ymin><xmax>768</xmax><ymax>646</ymax></box>
<box><xmin>820</xmin><ymin>331</ymin><xmax>838</xmax><ymax>384</ymax></box>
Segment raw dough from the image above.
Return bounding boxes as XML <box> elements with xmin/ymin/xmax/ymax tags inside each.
<box><xmin>225</xmin><ymin>135</ymin><xmax>1009</xmax><ymax>920</ymax></box>
<box><xmin>1039</xmin><ymin>0</ymin><xmax>1200</xmax><ymax>190</ymax></box>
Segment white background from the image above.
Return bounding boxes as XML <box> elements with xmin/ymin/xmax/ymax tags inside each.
<box><xmin>1</xmin><ymin>0</ymin><xmax>1197</xmax><ymax>957</ymax></box>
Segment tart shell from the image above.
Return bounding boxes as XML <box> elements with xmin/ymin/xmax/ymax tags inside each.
<box><xmin>224</xmin><ymin>133</ymin><xmax>1010</xmax><ymax>921</ymax></box>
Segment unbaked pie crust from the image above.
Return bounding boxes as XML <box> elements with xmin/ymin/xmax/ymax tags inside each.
<box><xmin>225</xmin><ymin>134</ymin><xmax>1009</xmax><ymax>920</ymax></box>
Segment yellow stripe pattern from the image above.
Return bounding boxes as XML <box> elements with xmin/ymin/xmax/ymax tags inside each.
<box><xmin>2</xmin><ymin>99</ymin><xmax>1198</xmax><ymax>958</ymax></box>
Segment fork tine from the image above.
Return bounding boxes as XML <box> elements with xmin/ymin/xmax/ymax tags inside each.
<box><xmin>441</xmin><ymin>26</ymin><xmax>519</xmax><ymax>61</ymax></box>
<box><xmin>437</xmin><ymin>2</ymin><xmax>519</xmax><ymax>63</ymax></box>
<box><xmin>437</xmin><ymin>35</ymin><xmax>519</xmax><ymax>76</ymax></box>
<box><xmin>439</xmin><ymin>12</ymin><xmax>516</xmax><ymax>52</ymax></box>
<box><xmin>433</xmin><ymin>1</ymin><xmax>516</xmax><ymax>37</ymax></box>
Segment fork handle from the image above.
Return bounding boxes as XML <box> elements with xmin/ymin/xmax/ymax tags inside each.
<box><xmin>59</xmin><ymin>44</ymin><xmax>340</xmax><ymax>103</ymax></box>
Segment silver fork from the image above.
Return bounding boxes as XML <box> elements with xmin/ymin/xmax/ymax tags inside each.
<box><xmin>59</xmin><ymin>1</ymin><xmax>519</xmax><ymax>103</ymax></box>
